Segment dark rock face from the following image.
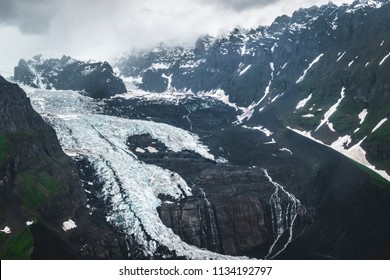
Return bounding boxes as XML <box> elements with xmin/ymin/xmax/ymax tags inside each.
<box><xmin>14</xmin><ymin>55</ymin><xmax>126</xmax><ymax>99</ymax></box>
<box><xmin>0</xmin><ymin>76</ymin><xmax>127</xmax><ymax>259</ymax></box>
<box><xmin>13</xmin><ymin>59</ymin><xmax>37</xmax><ymax>88</ymax></box>
<box><xmin>126</xmin><ymin>134</ymin><xmax>278</xmax><ymax>257</ymax></box>
<box><xmin>105</xmin><ymin>87</ymin><xmax>390</xmax><ymax>259</ymax></box>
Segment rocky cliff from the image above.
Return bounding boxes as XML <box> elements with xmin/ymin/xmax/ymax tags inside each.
<box><xmin>105</xmin><ymin>93</ymin><xmax>390</xmax><ymax>259</ymax></box>
<box><xmin>4</xmin><ymin>0</ymin><xmax>390</xmax><ymax>260</ymax></box>
<box><xmin>116</xmin><ymin>0</ymin><xmax>390</xmax><ymax>175</ymax></box>
<box><xmin>0</xmin><ymin>76</ymin><xmax>127</xmax><ymax>259</ymax></box>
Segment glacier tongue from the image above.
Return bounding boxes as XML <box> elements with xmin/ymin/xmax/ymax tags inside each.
<box><xmin>27</xmin><ymin>88</ymin><xmax>240</xmax><ymax>259</ymax></box>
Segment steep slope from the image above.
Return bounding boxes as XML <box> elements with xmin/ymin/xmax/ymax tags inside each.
<box><xmin>105</xmin><ymin>88</ymin><xmax>390</xmax><ymax>259</ymax></box>
<box><xmin>0</xmin><ymin>76</ymin><xmax>126</xmax><ymax>259</ymax></box>
<box><xmin>115</xmin><ymin>0</ymin><xmax>390</xmax><ymax>177</ymax></box>
<box><xmin>14</xmin><ymin>55</ymin><xmax>126</xmax><ymax>99</ymax></box>
<box><xmin>6</xmin><ymin>0</ymin><xmax>390</xmax><ymax>260</ymax></box>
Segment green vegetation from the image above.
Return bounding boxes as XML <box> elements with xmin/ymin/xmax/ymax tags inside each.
<box><xmin>16</xmin><ymin>171</ymin><xmax>63</xmax><ymax>211</ymax></box>
<box><xmin>293</xmin><ymin>112</ymin><xmax>322</xmax><ymax>131</ymax></box>
<box><xmin>0</xmin><ymin>133</ymin><xmax>7</xmax><ymax>164</ymax></box>
<box><xmin>311</xmin><ymin>162</ymin><xmax>322</xmax><ymax>174</ymax></box>
<box><xmin>17</xmin><ymin>129</ymin><xmax>34</xmax><ymax>138</ymax></box>
<box><xmin>330</xmin><ymin>97</ymin><xmax>362</xmax><ymax>134</ymax></box>
<box><xmin>0</xmin><ymin>232</ymin><xmax>10</xmax><ymax>247</ymax></box>
<box><xmin>363</xmin><ymin>122</ymin><xmax>390</xmax><ymax>172</ymax></box>
<box><xmin>353</xmin><ymin>161</ymin><xmax>390</xmax><ymax>189</ymax></box>
<box><xmin>2</xmin><ymin>227</ymin><xmax>33</xmax><ymax>259</ymax></box>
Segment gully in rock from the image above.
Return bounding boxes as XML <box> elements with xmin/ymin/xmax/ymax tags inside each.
<box><xmin>263</xmin><ymin>169</ymin><xmax>305</xmax><ymax>260</ymax></box>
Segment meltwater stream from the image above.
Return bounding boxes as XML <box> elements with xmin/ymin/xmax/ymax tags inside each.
<box><xmin>25</xmin><ymin>87</ymin><xmax>240</xmax><ymax>259</ymax></box>
<box><xmin>263</xmin><ymin>169</ymin><xmax>304</xmax><ymax>259</ymax></box>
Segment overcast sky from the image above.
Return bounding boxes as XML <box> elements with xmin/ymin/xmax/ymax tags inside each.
<box><xmin>0</xmin><ymin>0</ymin><xmax>354</xmax><ymax>73</ymax></box>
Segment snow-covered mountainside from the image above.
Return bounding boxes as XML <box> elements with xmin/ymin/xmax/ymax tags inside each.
<box><xmin>13</xmin><ymin>55</ymin><xmax>126</xmax><ymax>98</ymax></box>
<box><xmin>116</xmin><ymin>0</ymin><xmax>390</xmax><ymax>179</ymax></box>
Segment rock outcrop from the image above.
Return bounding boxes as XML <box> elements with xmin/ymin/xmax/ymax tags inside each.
<box><xmin>14</xmin><ymin>55</ymin><xmax>126</xmax><ymax>99</ymax></box>
<box><xmin>0</xmin><ymin>76</ymin><xmax>127</xmax><ymax>259</ymax></box>
<box><xmin>115</xmin><ymin>0</ymin><xmax>390</xmax><ymax>173</ymax></box>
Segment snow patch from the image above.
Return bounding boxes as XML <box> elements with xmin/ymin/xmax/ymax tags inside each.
<box><xmin>264</xmin><ymin>138</ymin><xmax>276</xmax><ymax>144</ymax></box>
<box><xmin>379</xmin><ymin>52</ymin><xmax>390</xmax><ymax>66</ymax></box>
<box><xmin>145</xmin><ymin>146</ymin><xmax>159</xmax><ymax>153</ymax></box>
<box><xmin>135</xmin><ymin>147</ymin><xmax>145</xmax><ymax>153</ymax></box>
<box><xmin>0</xmin><ymin>226</ymin><xmax>11</xmax><ymax>234</ymax></box>
<box><xmin>296</xmin><ymin>54</ymin><xmax>324</xmax><ymax>84</ymax></box>
<box><xmin>201</xmin><ymin>89</ymin><xmax>242</xmax><ymax>111</ymax></box>
<box><xmin>372</xmin><ymin>118</ymin><xmax>388</xmax><ymax>133</ymax></box>
<box><xmin>26</xmin><ymin>221</ymin><xmax>34</xmax><ymax>226</ymax></box>
<box><xmin>279</xmin><ymin>148</ymin><xmax>293</xmax><ymax>155</ymax></box>
<box><xmin>295</xmin><ymin>93</ymin><xmax>312</xmax><ymax>110</ymax></box>
<box><xmin>316</xmin><ymin>87</ymin><xmax>345</xmax><ymax>131</ymax></box>
<box><xmin>358</xmin><ymin>109</ymin><xmax>368</xmax><ymax>124</ymax></box>
<box><xmin>336</xmin><ymin>51</ymin><xmax>346</xmax><ymax>62</ymax></box>
<box><xmin>151</xmin><ymin>62</ymin><xmax>170</xmax><ymax>70</ymax></box>
<box><xmin>239</xmin><ymin>65</ymin><xmax>251</xmax><ymax>76</ymax></box>
<box><xmin>62</xmin><ymin>219</ymin><xmax>77</xmax><ymax>231</ymax></box>
<box><xmin>302</xmin><ymin>114</ymin><xmax>315</xmax><ymax>118</ymax></box>
<box><xmin>242</xmin><ymin>125</ymin><xmax>273</xmax><ymax>137</ymax></box>
<box><xmin>161</xmin><ymin>73</ymin><xmax>173</xmax><ymax>91</ymax></box>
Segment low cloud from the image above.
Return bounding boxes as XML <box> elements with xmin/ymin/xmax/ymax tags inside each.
<box><xmin>0</xmin><ymin>0</ymin><xmax>352</xmax><ymax>71</ymax></box>
<box><xmin>200</xmin><ymin>0</ymin><xmax>281</xmax><ymax>12</ymax></box>
<box><xmin>0</xmin><ymin>0</ymin><xmax>61</xmax><ymax>34</ymax></box>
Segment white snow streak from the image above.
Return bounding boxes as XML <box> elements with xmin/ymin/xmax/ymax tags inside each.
<box><xmin>379</xmin><ymin>52</ymin><xmax>390</xmax><ymax>66</ymax></box>
<box><xmin>296</xmin><ymin>54</ymin><xmax>324</xmax><ymax>84</ymax></box>
<box><xmin>372</xmin><ymin>118</ymin><xmax>388</xmax><ymax>133</ymax></box>
<box><xmin>316</xmin><ymin>87</ymin><xmax>346</xmax><ymax>131</ymax></box>
<box><xmin>358</xmin><ymin>109</ymin><xmax>368</xmax><ymax>124</ymax></box>
<box><xmin>279</xmin><ymin>148</ymin><xmax>293</xmax><ymax>155</ymax></box>
<box><xmin>336</xmin><ymin>51</ymin><xmax>347</xmax><ymax>62</ymax></box>
<box><xmin>239</xmin><ymin>65</ymin><xmax>252</xmax><ymax>76</ymax></box>
<box><xmin>295</xmin><ymin>93</ymin><xmax>312</xmax><ymax>110</ymax></box>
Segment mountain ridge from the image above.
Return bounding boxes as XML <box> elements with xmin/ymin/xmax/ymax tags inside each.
<box><xmin>115</xmin><ymin>0</ymin><xmax>390</xmax><ymax>179</ymax></box>
<box><xmin>2</xmin><ymin>0</ymin><xmax>390</xmax><ymax>260</ymax></box>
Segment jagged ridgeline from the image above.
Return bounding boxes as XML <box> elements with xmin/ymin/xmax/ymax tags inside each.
<box><xmin>2</xmin><ymin>0</ymin><xmax>390</xmax><ymax>260</ymax></box>
<box><xmin>14</xmin><ymin>55</ymin><xmax>126</xmax><ymax>99</ymax></box>
<box><xmin>116</xmin><ymin>0</ymin><xmax>390</xmax><ymax>174</ymax></box>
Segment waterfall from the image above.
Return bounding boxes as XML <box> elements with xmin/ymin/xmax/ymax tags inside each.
<box><xmin>263</xmin><ymin>169</ymin><xmax>304</xmax><ymax>259</ymax></box>
<box><xmin>199</xmin><ymin>188</ymin><xmax>220</xmax><ymax>251</ymax></box>
<box><xmin>184</xmin><ymin>106</ymin><xmax>193</xmax><ymax>131</ymax></box>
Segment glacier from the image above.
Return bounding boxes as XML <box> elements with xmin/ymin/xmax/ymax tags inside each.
<box><xmin>25</xmin><ymin>87</ymin><xmax>242</xmax><ymax>259</ymax></box>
